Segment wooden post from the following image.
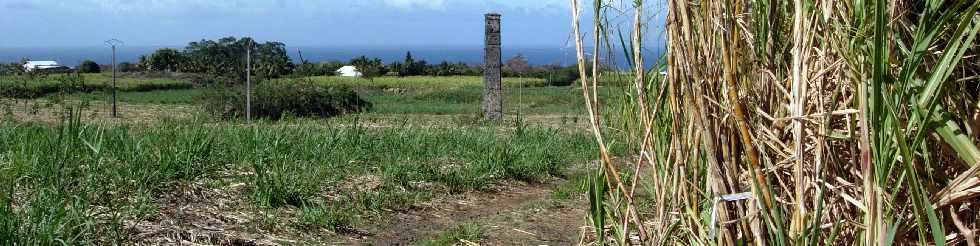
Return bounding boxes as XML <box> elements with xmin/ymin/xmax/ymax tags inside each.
<box><xmin>483</xmin><ymin>13</ymin><xmax>502</xmax><ymax>121</ymax></box>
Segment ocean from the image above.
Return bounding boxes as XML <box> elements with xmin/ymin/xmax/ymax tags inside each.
<box><xmin>0</xmin><ymin>46</ymin><xmax>663</xmax><ymax>69</ymax></box>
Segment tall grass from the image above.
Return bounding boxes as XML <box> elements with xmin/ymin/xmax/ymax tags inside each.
<box><xmin>571</xmin><ymin>0</ymin><xmax>980</xmax><ymax>244</ymax></box>
<box><xmin>0</xmin><ymin>109</ymin><xmax>595</xmax><ymax>243</ymax></box>
<box><xmin>0</xmin><ymin>74</ymin><xmax>192</xmax><ymax>99</ymax></box>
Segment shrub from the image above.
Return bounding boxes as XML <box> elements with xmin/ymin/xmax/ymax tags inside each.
<box><xmin>542</xmin><ymin>66</ymin><xmax>580</xmax><ymax>86</ymax></box>
<box><xmin>0</xmin><ymin>63</ymin><xmax>22</xmax><ymax>76</ymax></box>
<box><xmin>197</xmin><ymin>81</ymin><xmax>371</xmax><ymax>119</ymax></box>
<box><xmin>117</xmin><ymin>62</ymin><xmax>140</xmax><ymax>72</ymax></box>
<box><xmin>78</xmin><ymin>60</ymin><xmax>101</xmax><ymax>73</ymax></box>
<box><xmin>0</xmin><ymin>73</ymin><xmax>96</xmax><ymax>98</ymax></box>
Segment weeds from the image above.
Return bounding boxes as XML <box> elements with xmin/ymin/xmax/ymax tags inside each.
<box><xmin>0</xmin><ymin>112</ymin><xmax>594</xmax><ymax>242</ymax></box>
<box><xmin>420</xmin><ymin>223</ymin><xmax>484</xmax><ymax>246</ymax></box>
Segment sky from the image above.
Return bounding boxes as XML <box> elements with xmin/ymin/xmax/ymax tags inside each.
<box><xmin>0</xmin><ymin>0</ymin><xmax>666</xmax><ymax>48</ymax></box>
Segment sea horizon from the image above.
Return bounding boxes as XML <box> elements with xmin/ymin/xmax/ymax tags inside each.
<box><xmin>0</xmin><ymin>45</ymin><xmax>664</xmax><ymax>69</ymax></box>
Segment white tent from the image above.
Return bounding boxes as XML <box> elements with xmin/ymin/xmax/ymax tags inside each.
<box><xmin>336</xmin><ymin>65</ymin><xmax>362</xmax><ymax>77</ymax></box>
<box><xmin>24</xmin><ymin>61</ymin><xmax>65</xmax><ymax>72</ymax></box>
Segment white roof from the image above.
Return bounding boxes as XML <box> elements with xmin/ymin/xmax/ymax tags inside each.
<box><xmin>336</xmin><ymin>65</ymin><xmax>362</xmax><ymax>77</ymax></box>
<box><xmin>25</xmin><ymin>61</ymin><xmax>59</xmax><ymax>67</ymax></box>
<box><xmin>24</xmin><ymin>61</ymin><xmax>66</xmax><ymax>71</ymax></box>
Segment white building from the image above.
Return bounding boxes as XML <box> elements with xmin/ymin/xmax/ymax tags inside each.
<box><xmin>23</xmin><ymin>61</ymin><xmax>67</xmax><ymax>72</ymax></box>
<box><xmin>336</xmin><ymin>65</ymin><xmax>362</xmax><ymax>77</ymax></box>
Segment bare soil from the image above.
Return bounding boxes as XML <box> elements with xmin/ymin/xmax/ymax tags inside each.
<box><xmin>360</xmin><ymin>180</ymin><xmax>586</xmax><ymax>245</ymax></box>
<box><xmin>125</xmin><ymin>177</ymin><xmax>585</xmax><ymax>245</ymax></box>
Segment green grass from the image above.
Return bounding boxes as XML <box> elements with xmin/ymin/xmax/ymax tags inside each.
<box><xmin>79</xmin><ymin>72</ymin><xmax>191</xmax><ymax>90</ymax></box>
<box><xmin>0</xmin><ymin>73</ymin><xmax>192</xmax><ymax>99</ymax></box>
<box><xmin>5</xmin><ymin>75</ymin><xmax>619</xmax><ymax>116</ymax></box>
<box><xmin>72</xmin><ymin>89</ymin><xmax>202</xmax><ymax>105</ymax></box>
<box><xmin>0</xmin><ymin>110</ymin><xmax>595</xmax><ymax>243</ymax></box>
<box><xmin>297</xmin><ymin>75</ymin><xmax>549</xmax><ymax>89</ymax></box>
<box><xmin>419</xmin><ymin>223</ymin><xmax>484</xmax><ymax>246</ymax></box>
<box><xmin>362</xmin><ymin>85</ymin><xmax>610</xmax><ymax>115</ymax></box>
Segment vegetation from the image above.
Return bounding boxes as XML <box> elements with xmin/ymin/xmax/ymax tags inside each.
<box><xmin>349</xmin><ymin>56</ymin><xmax>386</xmax><ymax>80</ymax></box>
<box><xmin>198</xmin><ymin>81</ymin><xmax>371</xmax><ymax>120</ymax></box>
<box><xmin>78</xmin><ymin>60</ymin><xmax>100</xmax><ymax>74</ymax></box>
<box><xmin>395</xmin><ymin>51</ymin><xmax>427</xmax><ymax>76</ymax></box>
<box><xmin>293</xmin><ymin>60</ymin><xmax>345</xmax><ymax>77</ymax></box>
<box><xmin>298</xmin><ymin>75</ymin><xmax>549</xmax><ymax>89</ymax></box>
<box><xmin>140</xmin><ymin>37</ymin><xmax>294</xmax><ymax>82</ymax></box>
<box><xmin>0</xmin><ymin>110</ymin><xmax>595</xmax><ymax>244</ymax></box>
<box><xmin>103</xmin><ymin>62</ymin><xmax>140</xmax><ymax>73</ymax></box>
<box><xmin>0</xmin><ymin>21</ymin><xmax>622</xmax><ymax>245</ymax></box>
<box><xmin>420</xmin><ymin>223</ymin><xmax>484</xmax><ymax>246</ymax></box>
<box><xmin>0</xmin><ymin>63</ymin><xmax>23</xmax><ymax>76</ymax></box>
<box><xmin>138</xmin><ymin>48</ymin><xmax>182</xmax><ymax>72</ymax></box>
<box><xmin>0</xmin><ymin>74</ymin><xmax>192</xmax><ymax>99</ymax></box>
<box><xmin>572</xmin><ymin>0</ymin><xmax>980</xmax><ymax>245</ymax></box>
<box><xmin>502</xmin><ymin>54</ymin><xmax>531</xmax><ymax>76</ymax></box>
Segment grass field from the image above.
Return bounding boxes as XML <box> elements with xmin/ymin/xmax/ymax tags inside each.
<box><xmin>0</xmin><ymin>72</ymin><xmax>609</xmax><ymax>244</ymax></box>
<box><xmin>296</xmin><ymin>75</ymin><xmax>551</xmax><ymax>89</ymax></box>
<box><xmin>0</xmin><ymin>73</ymin><xmax>192</xmax><ymax>99</ymax></box>
<box><xmin>4</xmin><ymin>73</ymin><xmax>621</xmax><ymax>116</ymax></box>
<box><xmin>0</xmin><ymin>113</ymin><xmax>595</xmax><ymax>244</ymax></box>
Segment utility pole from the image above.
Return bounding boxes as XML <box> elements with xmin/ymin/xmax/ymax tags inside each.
<box><xmin>105</xmin><ymin>39</ymin><xmax>123</xmax><ymax>118</ymax></box>
<box><xmin>245</xmin><ymin>41</ymin><xmax>252</xmax><ymax>123</ymax></box>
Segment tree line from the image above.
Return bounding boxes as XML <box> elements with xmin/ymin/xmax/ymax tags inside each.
<box><xmin>293</xmin><ymin>52</ymin><xmax>584</xmax><ymax>85</ymax></box>
<box><xmin>2</xmin><ymin>37</ymin><xmax>589</xmax><ymax>86</ymax></box>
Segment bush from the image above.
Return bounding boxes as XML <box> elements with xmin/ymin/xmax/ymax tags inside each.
<box><xmin>78</xmin><ymin>60</ymin><xmax>101</xmax><ymax>73</ymax></box>
<box><xmin>0</xmin><ymin>73</ymin><xmax>96</xmax><ymax>98</ymax></box>
<box><xmin>118</xmin><ymin>62</ymin><xmax>140</xmax><ymax>72</ymax></box>
<box><xmin>543</xmin><ymin>66</ymin><xmax>581</xmax><ymax>86</ymax></box>
<box><xmin>0</xmin><ymin>63</ymin><xmax>23</xmax><ymax>76</ymax></box>
<box><xmin>198</xmin><ymin>81</ymin><xmax>371</xmax><ymax>119</ymax></box>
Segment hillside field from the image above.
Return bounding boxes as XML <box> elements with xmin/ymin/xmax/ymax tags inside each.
<box><xmin>0</xmin><ymin>72</ymin><xmax>622</xmax><ymax>244</ymax></box>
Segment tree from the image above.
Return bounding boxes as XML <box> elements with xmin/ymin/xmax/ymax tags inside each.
<box><xmin>387</xmin><ymin>61</ymin><xmax>404</xmax><ymax>77</ymax></box>
<box><xmin>251</xmin><ymin>41</ymin><xmax>294</xmax><ymax>79</ymax></box>
<box><xmin>144</xmin><ymin>48</ymin><xmax>183</xmax><ymax>72</ymax></box>
<box><xmin>405</xmin><ymin>51</ymin><xmax>415</xmax><ymax>67</ymax></box>
<box><xmin>503</xmin><ymin>54</ymin><xmax>531</xmax><ymax>76</ymax></box>
<box><xmin>400</xmin><ymin>51</ymin><xmax>428</xmax><ymax>76</ymax></box>
<box><xmin>321</xmin><ymin>61</ymin><xmax>346</xmax><ymax>76</ymax></box>
<box><xmin>78</xmin><ymin>60</ymin><xmax>101</xmax><ymax>73</ymax></box>
<box><xmin>349</xmin><ymin>56</ymin><xmax>386</xmax><ymax>80</ymax></box>
<box><xmin>182</xmin><ymin>36</ymin><xmax>294</xmax><ymax>83</ymax></box>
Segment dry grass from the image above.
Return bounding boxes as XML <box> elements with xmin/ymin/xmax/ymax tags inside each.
<box><xmin>571</xmin><ymin>0</ymin><xmax>980</xmax><ymax>245</ymax></box>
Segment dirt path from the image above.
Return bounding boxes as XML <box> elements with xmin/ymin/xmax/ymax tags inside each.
<box><xmin>123</xmin><ymin>177</ymin><xmax>586</xmax><ymax>245</ymax></box>
<box><xmin>360</xmin><ymin>181</ymin><xmax>586</xmax><ymax>245</ymax></box>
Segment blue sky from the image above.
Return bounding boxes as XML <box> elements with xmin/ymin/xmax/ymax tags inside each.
<box><xmin>0</xmin><ymin>0</ymin><xmax>665</xmax><ymax>48</ymax></box>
